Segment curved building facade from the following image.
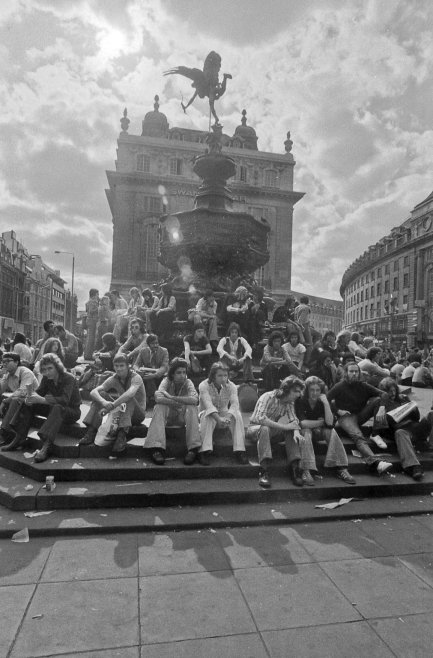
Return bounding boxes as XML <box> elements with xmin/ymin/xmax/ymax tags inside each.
<box><xmin>340</xmin><ymin>189</ymin><xmax>433</xmax><ymax>347</ymax></box>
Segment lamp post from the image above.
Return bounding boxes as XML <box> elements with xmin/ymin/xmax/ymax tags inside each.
<box><xmin>54</xmin><ymin>251</ymin><xmax>75</xmax><ymax>332</ymax></box>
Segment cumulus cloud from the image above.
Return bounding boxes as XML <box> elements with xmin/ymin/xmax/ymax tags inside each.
<box><xmin>0</xmin><ymin>0</ymin><xmax>432</xmax><ymax>306</ymax></box>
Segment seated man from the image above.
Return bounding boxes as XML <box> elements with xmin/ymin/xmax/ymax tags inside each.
<box><xmin>198</xmin><ymin>362</ymin><xmax>248</xmax><ymax>465</ymax></box>
<box><xmin>250</xmin><ymin>376</ymin><xmax>315</xmax><ymax>489</ymax></box>
<box><xmin>150</xmin><ymin>283</ymin><xmax>176</xmax><ymax>339</ymax></box>
<box><xmin>412</xmin><ymin>361</ymin><xmax>433</xmax><ymax>388</ymax></box>
<box><xmin>54</xmin><ymin>324</ymin><xmax>79</xmax><ymax>369</ymax></box>
<box><xmin>32</xmin><ymin>320</ymin><xmax>55</xmax><ymax>365</ymax></box>
<box><xmin>117</xmin><ymin>318</ymin><xmax>148</xmax><ymax>363</ymax></box>
<box><xmin>144</xmin><ymin>357</ymin><xmax>201</xmax><ymax>465</ymax></box>
<box><xmin>401</xmin><ymin>360</ymin><xmax>420</xmax><ymax>386</ymax></box>
<box><xmin>0</xmin><ymin>352</ymin><xmax>38</xmax><ymax>449</ymax></box>
<box><xmin>80</xmin><ymin>354</ymin><xmax>146</xmax><ymax>453</ymax></box>
<box><xmin>6</xmin><ymin>353</ymin><xmax>81</xmax><ymax>462</ymax></box>
<box><xmin>93</xmin><ymin>333</ymin><xmax>119</xmax><ymax>371</ymax></box>
<box><xmin>295</xmin><ymin>376</ymin><xmax>355</xmax><ymax>485</ymax></box>
<box><xmin>309</xmin><ymin>351</ymin><xmax>337</xmax><ymax>390</ymax></box>
<box><xmin>225</xmin><ymin>286</ymin><xmax>253</xmax><ymax>340</ymax></box>
<box><xmin>283</xmin><ymin>331</ymin><xmax>307</xmax><ymax>370</ymax></box>
<box><xmin>191</xmin><ymin>290</ymin><xmax>219</xmax><ymax>342</ymax></box>
<box><xmin>327</xmin><ymin>363</ymin><xmax>392</xmax><ymax>476</ymax></box>
<box><xmin>309</xmin><ymin>331</ymin><xmax>338</xmax><ymax>370</ymax></box>
<box><xmin>216</xmin><ymin>322</ymin><xmax>253</xmax><ymax>381</ymax></box>
<box><xmin>260</xmin><ymin>330</ymin><xmax>301</xmax><ymax>391</ymax></box>
<box><xmin>373</xmin><ymin>377</ymin><xmax>433</xmax><ymax>481</ymax></box>
<box><xmin>183</xmin><ymin>324</ymin><xmax>212</xmax><ymax>375</ymax></box>
<box><xmin>133</xmin><ymin>334</ymin><xmax>169</xmax><ymax>403</ymax></box>
<box><xmin>358</xmin><ymin>347</ymin><xmax>390</xmax><ymax>387</ymax></box>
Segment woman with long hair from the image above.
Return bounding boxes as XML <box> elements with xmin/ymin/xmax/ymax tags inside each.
<box><xmin>12</xmin><ymin>332</ymin><xmax>33</xmax><ymax>367</ymax></box>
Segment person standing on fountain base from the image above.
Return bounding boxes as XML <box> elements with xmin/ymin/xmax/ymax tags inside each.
<box><xmin>84</xmin><ymin>289</ymin><xmax>99</xmax><ymax>360</ymax></box>
<box><xmin>217</xmin><ymin>322</ymin><xmax>253</xmax><ymax>381</ymax></box>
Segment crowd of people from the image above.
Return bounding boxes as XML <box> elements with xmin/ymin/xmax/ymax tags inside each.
<box><xmin>1</xmin><ymin>285</ymin><xmax>433</xmax><ymax>490</ymax></box>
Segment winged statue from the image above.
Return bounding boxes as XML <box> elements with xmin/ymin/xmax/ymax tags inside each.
<box><xmin>164</xmin><ymin>51</ymin><xmax>232</xmax><ymax>125</ymax></box>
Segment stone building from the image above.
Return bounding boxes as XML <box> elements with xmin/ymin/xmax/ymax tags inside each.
<box><xmin>340</xmin><ymin>189</ymin><xmax>433</xmax><ymax>347</ymax></box>
<box><xmin>106</xmin><ymin>99</ymin><xmax>304</xmax><ymax>297</ymax></box>
<box><xmin>0</xmin><ymin>231</ymin><xmax>77</xmax><ymax>343</ymax></box>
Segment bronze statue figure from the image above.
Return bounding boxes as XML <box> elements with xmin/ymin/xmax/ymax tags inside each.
<box><xmin>164</xmin><ymin>51</ymin><xmax>232</xmax><ymax>125</ymax></box>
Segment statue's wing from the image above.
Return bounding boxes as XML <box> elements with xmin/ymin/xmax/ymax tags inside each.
<box><xmin>163</xmin><ymin>66</ymin><xmax>204</xmax><ymax>85</ymax></box>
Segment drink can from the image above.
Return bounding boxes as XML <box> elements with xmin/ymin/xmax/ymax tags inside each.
<box><xmin>45</xmin><ymin>475</ymin><xmax>55</xmax><ymax>492</ymax></box>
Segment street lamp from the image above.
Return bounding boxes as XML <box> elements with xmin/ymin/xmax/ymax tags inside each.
<box><xmin>54</xmin><ymin>250</ymin><xmax>75</xmax><ymax>332</ymax></box>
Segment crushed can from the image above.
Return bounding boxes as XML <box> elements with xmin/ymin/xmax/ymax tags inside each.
<box><xmin>45</xmin><ymin>475</ymin><xmax>55</xmax><ymax>492</ymax></box>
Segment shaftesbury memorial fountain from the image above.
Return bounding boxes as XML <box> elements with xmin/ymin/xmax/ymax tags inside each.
<box><xmin>158</xmin><ymin>52</ymin><xmax>270</xmax><ymax>296</ymax></box>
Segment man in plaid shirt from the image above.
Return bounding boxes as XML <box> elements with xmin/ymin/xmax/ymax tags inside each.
<box><xmin>250</xmin><ymin>376</ymin><xmax>314</xmax><ymax>488</ymax></box>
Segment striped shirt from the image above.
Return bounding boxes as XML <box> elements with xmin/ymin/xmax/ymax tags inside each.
<box><xmin>250</xmin><ymin>390</ymin><xmax>298</xmax><ymax>425</ymax></box>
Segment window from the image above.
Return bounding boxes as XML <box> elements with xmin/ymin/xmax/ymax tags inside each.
<box><xmin>385</xmin><ymin>264</ymin><xmax>390</xmax><ymax>274</ymax></box>
<box><xmin>365</xmin><ymin>273</ymin><xmax>369</xmax><ymax>283</ymax></box>
<box><xmin>360</xmin><ymin>307</ymin><xmax>363</xmax><ymax>320</ymax></box>
<box><xmin>237</xmin><ymin>165</ymin><xmax>247</xmax><ymax>182</ymax></box>
<box><xmin>377</xmin><ymin>267</ymin><xmax>381</xmax><ymax>277</ymax></box>
<box><xmin>357</xmin><ymin>293</ymin><xmax>359</xmax><ymax>304</ymax></box>
<box><xmin>393</xmin><ymin>277</ymin><xmax>399</xmax><ymax>291</ymax></box>
<box><xmin>394</xmin><ymin>260</ymin><xmax>399</xmax><ymax>271</ymax></box>
<box><xmin>403</xmin><ymin>273</ymin><xmax>409</xmax><ymax>287</ymax></box>
<box><xmin>136</xmin><ymin>154</ymin><xmax>150</xmax><ymax>173</ymax></box>
<box><xmin>376</xmin><ymin>301</ymin><xmax>381</xmax><ymax>314</ymax></box>
<box><xmin>371</xmin><ymin>271</ymin><xmax>375</xmax><ymax>280</ymax></box>
<box><xmin>370</xmin><ymin>303</ymin><xmax>374</xmax><ymax>317</ymax></box>
<box><xmin>365</xmin><ymin>288</ymin><xmax>369</xmax><ymax>300</ymax></box>
<box><xmin>371</xmin><ymin>285</ymin><xmax>374</xmax><ymax>297</ymax></box>
<box><xmin>142</xmin><ymin>196</ymin><xmax>162</xmax><ymax>213</ymax></box>
<box><xmin>360</xmin><ymin>290</ymin><xmax>363</xmax><ymax>302</ymax></box>
<box><xmin>377</xmin><ymin>283</ymin><xmax>381</xmax><ymax>295</ymax></box>
<box><xmin>264</xmin><ymin>169</ymin><xmax>278</xmax><ymax>187</ymax></box>
<box><xmin>404</xmin><ymin>255</ymin><xmax>409</xmax><ymax>267</ymax></box>
<box><xmin>384</xmin><ymin>280</ymin><xmax>389</xmax><ymax>293</ymax></box>
<box><xmin>170</xmin><ymin>158</ymin><xmax>183</xmax><ymax>175</ymax></box>
<box><xmin>403</xmin><ymin>295</ymin><xmax>408</xmax><ymax>305</ymax></box>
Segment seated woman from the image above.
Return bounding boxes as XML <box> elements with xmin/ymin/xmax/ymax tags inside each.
<box><xmin>216</xmin><ymin>322</ymin><xmax>253</xmax><ymax>382</ymax></box>
<box><xmin>295</xmin><ymin>376</ymin><xmax>355</xmax><ymax>485</ymax></box>
<box><xmin>225</xmin><ymin>286</ymin><xmax>253</xmax><ymax>340</ymax></box>
<box><xmin>260</xmin><ymin>330</ymin><xmax>301</xmax><ymax>391</ymax></box>
<box><xmin>5</xmin><ymin>353</ymin><xmax>81</xmax><ymax>462</ymax></box>
<box><xmin>283</xmin><ymin>331</ymin><xmax>307</xmax><ymax>371</ymax></box>
<box><xmin>93</xmin><ymin>333</ymin><xmax>119</xmax><ymax>371</ymax></box>
<box><xmin>150</xmin><ymin>283</ymin><xmax>176</xmax><ymax>339</ymax></box>
<box><xmin>144</xmin><ymin>358</ymin><xmax>201</xmax><ymax>466</ymax></box>
<box><xmin>183</xmin><ymin>324</ymin><xmax>212</xmax><ymax>375</ymax></box>
<box><xmin>309</xmin><ymin>351</ymin><xmax>337</xmax><ymax>390</ymax></box>
<box><xmin>133</xmin><ymin>334</ymin><xmax>169</xmax><ymax>403</ymax></box>
<box><xmin>191</xmin><ymin>290</ymin><xmax>219</xmax><ymax>342</ymax></box>
<box><xmin>373</xmin><ymin>377</ymin><xmax>433</xmax><ymax>480</ymax></box>
<box><xmin>198</xmin><ymin>362</ymin><xmax>248</xmax><ymax>465</ymax></box>
<box><xmin>79</xmin><ymin>354</ymin><xmax>146</xmax><ymax>454</ymax></box>
<box><xmin>12</xmin><ymin>332</ymin><xmax>33</xmax><ymax>368</ymax></box>
<box><xmin>33</xmin><ymin>338</ymin><xmax>65</xmax><ymax>382</ymax></box>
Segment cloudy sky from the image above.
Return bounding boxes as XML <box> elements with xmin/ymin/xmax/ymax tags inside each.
<box><xmin>1</xmin><ymin>0</ymin><xmax>432</xmax><ymax>306</ymax></box>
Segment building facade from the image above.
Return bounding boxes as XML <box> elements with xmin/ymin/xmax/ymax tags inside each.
<box><xmin>288</xmin><ymin>290</ymin><xmax>344</xmax><ymax>335</ymax></box>
<box><xmin>0</xmin><ymin>231</ymin><xmax>77</xmax><ymax>343</ymax></box>
<box><xmin>106</xmin><ymin>99</ymin><xmax>304</xmax><ymax>297</ymax></box>
<box><xmin>340</xmin><ymin>189</ymin><xmax>433</xmax><ymax>347</ymax></box>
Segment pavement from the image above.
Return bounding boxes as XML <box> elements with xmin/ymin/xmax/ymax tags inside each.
<box><xmin>3</xmin><ymin>515</ymin><xmax>433</xmax><ymax>657</ymax></box>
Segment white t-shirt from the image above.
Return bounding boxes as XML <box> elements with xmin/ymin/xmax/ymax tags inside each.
<box><xmin>284</xmin><ymin>342</ymin><xmax>306</xmax><ymax>366</ymax></box>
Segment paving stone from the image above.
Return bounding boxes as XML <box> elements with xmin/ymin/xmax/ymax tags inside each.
<box><xmin>262</xmin><ymin>620</ymin><xmax>395</xmax><ymax>657</ymax></box>
<box><xmin>41</xmin><ymin>534</ymin><xmax>138</xmax><ymax>582</ymax></box>
<box><xmin>0</xmin><ymin>584</ymin><xmax>35</xmax><ymax>657</ymax></box>
<box><xmin>140</xmin><ymin>634</ymin><xmax>268</xmax><ymax>658</ymax></box>
<box><xmin>139</xmin><ymin>571</ymin><xmax>255</xmax><ymax>644</ymax></box>
<box><xmin>321</xmin><ymin>557</ymin><xmax>433</xmax><ymax>618</ymax></box>
<box><xmin>215</xmin><ymin>525</ymin><xmax>311</xmax><ymax>569</ymax></box>
<box><xmin>0</xmin><ymin>537</ymin><xmax>53</xmax><ymax>585</ymax></box>
<box><xmin>138</xmin><ymin>530</ymin><xmax>229</xmax><ymax>576</ymax></box>
<box><xmin>361</xmin><ymin>516</ymin><xmax>433</xmax><ymax>554</ymax></box>
<box><xmin>292</xmin><ymin>520</ymin><xmax>389</xmax><ymax>561</ymax></box>
<box><xmin>398</xmin><ymin>552</ymin><xmax>433</xmax><ymax>588</ymax></box>
<box><xmin>11</xmin><ymin>578</ymin><xmax>139</xmax><ymax>657</ymax></box>
<box><xmin>370</xmin><ymin>612</ymin><xmax>433</xmax><ymax>657</ymax></box>
<box><xmin>40</xmin><ymin>649</ymin><xmax>139</xmax><ymax>658</ymax></box>
<box><xmin>235</xmin><ymin>563</ymin><xmax>361</xmax><ymax>630</ymax></box>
